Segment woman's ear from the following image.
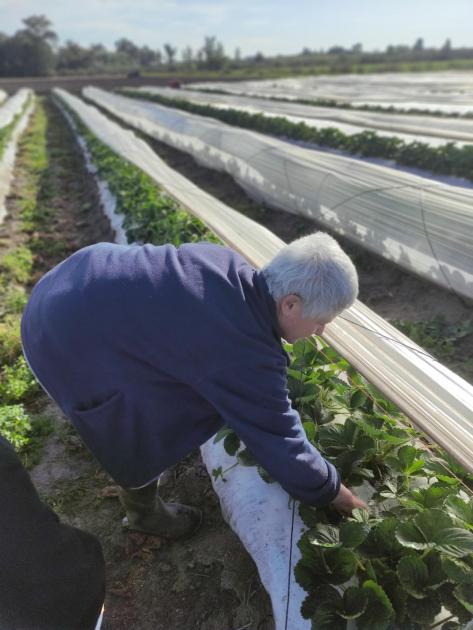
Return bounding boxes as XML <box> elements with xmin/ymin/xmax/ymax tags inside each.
<box><xmin>280</xmin><ymin>294</ymin><xmax>302</xmax><ymax>318</ymax></box>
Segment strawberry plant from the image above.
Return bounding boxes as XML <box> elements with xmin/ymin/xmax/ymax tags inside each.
<box><xmin>215</xmin><ymin>337</ymin><xmax>473</xmax><ymax>628</ymax></box>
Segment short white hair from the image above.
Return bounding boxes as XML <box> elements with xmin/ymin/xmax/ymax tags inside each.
<box><xmin>261</xmin><ymin>232</ymin><xmax>358</xmax><ymax>320</ymax></box>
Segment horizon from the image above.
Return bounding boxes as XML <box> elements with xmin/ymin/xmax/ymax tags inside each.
<box><xmin>1</xmin><ymin>0</ymin><xmax>472</xmax><ymax>58</ymax></box>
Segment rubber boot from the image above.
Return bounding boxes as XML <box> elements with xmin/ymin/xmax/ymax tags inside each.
<box><xmin>119</xmin><ymin>482</ymin><xmax>202</xmax><ymax>539</ymax></box>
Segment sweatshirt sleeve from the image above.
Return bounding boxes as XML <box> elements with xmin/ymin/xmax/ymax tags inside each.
<box><xmin>194</xmin><ymin>357</ymin><xmax>341</xmax><ymax>506</ymax></box>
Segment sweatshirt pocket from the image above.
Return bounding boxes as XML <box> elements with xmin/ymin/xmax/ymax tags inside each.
<box><xmin>71</xmin><ymin>391</ymin><xmax>135</xmax><ymax>486</ymax></box>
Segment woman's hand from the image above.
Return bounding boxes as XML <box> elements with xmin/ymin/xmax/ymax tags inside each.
<box><xmin>331</xmin><ymin>483</ymin><xmax>368</xmax><ymax>515</ymax></box>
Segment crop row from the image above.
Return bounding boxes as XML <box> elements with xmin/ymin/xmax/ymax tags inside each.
<box><xmin>121</xmin><ymin>89</ymin><xmax>473</xmax><ymax>182</ymax></box>
<box><xmin>216</xmin><ymin>337</ymin><xmax>473</xmax><ymax>629</ymax></box>
<box><xmin>190</xmin><ymin>87</ymin><xmax>473</xmax><ymax>120</ymax></box>
<box><xmin>0</xmin><ymin>100</ymin><xmax>53</xmax><ymax>462</ymax></box>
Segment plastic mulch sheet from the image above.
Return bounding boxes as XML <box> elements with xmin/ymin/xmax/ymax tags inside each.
<box><xmin>0</xmin><ymin>90</ymin><xmax>34</xmax><ymax>223</ymax></box>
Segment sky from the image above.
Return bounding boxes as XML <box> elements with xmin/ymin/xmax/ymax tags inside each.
<box><xmin>1</xmin><ymin>0</ymin><xmax>472</xmax><ymax>58</ymax></box>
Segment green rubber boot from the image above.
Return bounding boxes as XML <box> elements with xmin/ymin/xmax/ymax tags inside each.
<box><xmin>119</xmin><ymin>482</ymin><xmax>202</xmax><ymax>539</ymax></box>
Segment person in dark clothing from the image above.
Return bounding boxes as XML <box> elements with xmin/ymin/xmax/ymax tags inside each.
<box><xmin>0</xmin><ymin>435</ymin><xmax>105</xmax><ymax>630</ymax></box>
<box><xmin>21</xmin><ymin>232</ymin><xmax>366</xmax><ymax>538</ymax></box>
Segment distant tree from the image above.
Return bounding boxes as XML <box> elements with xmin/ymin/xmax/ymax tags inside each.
<box><xmin>139</xmin><ymin>45</ymin><xmax>156</xmax><ymax>67</ymax></box>
<box><xmin>413</xmin><ymin>37</ymin><xmax>424</xmax><ymax>52</ymax></box>
<box><xmin>351</xmin><ymin>43</ymin><xmax>363</xmax><ymax>54</ymax></box>
<box><xmin>328</xmin><ymin>45</ymin><xmax>346</xmax><ymax>54</ymax></box>
<box><xmin>89</xmin><ymin>43</ymin><xmax>109</xmax><ymax>69</ymax></box>
<box><xmin>57</xmin><ymin>40</ymin><xmax>92</xmax><ymax>71</ymax></box>
<box><xmin>234</xmin><ymin>47</ymin><xmax>241</xmax><ymax>62</ymax></box>
<box><xmin>301</xmin><ymin>47</ymin><xmax>312</xmax><ymax>56</ymax></box>
<box><xmin>163</xmin><ymin>43</ymin><xmax>177</xmax><ymax>66</ymax></box>
<box><xmin>199</xmin><ymin>36</ymin><xmax>226</xmax><ymax>70</ymax></box>
<box><xmin>22</xmin><ymin>15</ymin><xmax>57</xmax><ymax>44</ymax></box>
<box><xmin>254</xmin><ymin>51</ymin><xmax>265</xmax><ymax>63</ymax></box>
<box><xmin>442</xmin><ymin>38</ymin><xmax>452</xmax><ymax>52</ymax></box>
<box><xmin>115</xmin><ymin>38</ymin><xmax>140</xmax><ymax>62</ymax></box>
<box><xmin>0</xmin><ymin>15</ymin><xmax>57</xmax><ymax>76</ymax></box>
<box><xmin>181</xmin><ymin>46</ymin><xmax>194</xmax><ymax>69</ymax></box>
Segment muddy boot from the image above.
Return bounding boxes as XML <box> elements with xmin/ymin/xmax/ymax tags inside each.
<box><xmin>119</xmin><ymin>482</ymin><xmax>202</xmax><ymax>539</ymax></box>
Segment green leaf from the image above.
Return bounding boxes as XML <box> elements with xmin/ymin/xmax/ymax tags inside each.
<box><xmin>223</xmin><ymin>432</ymin><xmax>240</xmax><ymax>456</ymax></box>
<box><xmin>439</xmin><ymin>582</ymin><xmax>473</xmax><ymax>623</ymax></box>
<box><xmin>299</xmin><ymin>504</ymin><xmax>321</xmax><ymax>528</ymax></box>
<box><xmin>406</xmin><ymin>592</ymin><xmax>441</xmax><ymax>625</ymax></box>
<box><xmin>303</xmin><ymin>420</ymin><xmax>316</xmax><ymax>443</ymax></box>
<box><xmin>397</xmin><ymin>556</ymin><xmax>429</xmax><ymax>599</ymax></box>
<box><xmin>434</xmin><ymin>527</ymin><xmax>473</xmax><ymax>557</ymax></box>
<box><xmin>351</xmin><ymin>507</ymin><xmax>372</xmax><ymax>523</ymax></box>
<box><xmin>406</xmin><ymin>485</ymin><xmax>451</xmax><ymax>509</ymax></box>
<box><xmin>236</xmin><ymin>448</ymin><xmax>257</xmax><ymax>466</ymax></box>
<box><xmin>308</xmin><ymin>525</ymin><xmax>341</xmax><ymax>548</ymax></box>
<box><xmin>309</xmin><ymin>584</ymin><xmax>346</xmax><ymax>630</ymax></box>
<box><xmin>445</xmin><ymin>495</ymin><xmax>473</xmax><ymax>529</ymax></box>
<box><xmin>349</xmin><ymin>388</ymin><xmax>368</xmax><ymax>409</ymax></box>
<box><xmin>339</xmin><ymin>586</ymin><xmax>368</xmax><ymax>619</ymax></box>
<box><xmin>214</xmin><ymin>426</ymin><xmax>233</xmax><ymax>443</ymax></box>
<box><xmin>357</xmin><ymin>580</ymin><xmax>394</xmax><ymax>630</ymax></box>
<box><xmin>364</xmin><ymin>518</ymin><xmax>404</xmax><ymax>557</ymax></box>
<box><xmin>300</xmin><ymin>593</ymin><xmax>318</xmax><ymax>620</ymax></box>
<box><xmin>453</xmin><ymin>583</ymin><xmax>473</xmax><ymax>613</ymax></box>
<box><xmin>339</xmin><ymin>521</ymin><xmax>371</xmax><ymax>548</ymax></box>
<box><xmin>441</xmin><ymin>556</ymin><xmax>473</xmax><ymax>584</ymax></box>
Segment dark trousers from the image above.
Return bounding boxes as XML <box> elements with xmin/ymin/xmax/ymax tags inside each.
<box><xmin>0</xmin><ymin>436</ymin><xmax>105</xmax><ymax>630</ymax></box>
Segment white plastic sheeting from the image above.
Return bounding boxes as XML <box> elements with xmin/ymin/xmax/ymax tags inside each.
<box><xmin>0</xmin><ymin>90</ymin><xmax>34</xmax><ymax>224</ymax></box>
<box><xmin>192</xmin><ymin>71</ymin><xmax>473</xmax><ymax>114</ymax></box>
<box><xmin>56</xmin><ymin>89</ymin><xmax>473</xmax><ymax>630</ymax></box>
<box><xmin>134</xmin><ymin>85</ymin><xmax>473</xmax><ymax>147</ymax></box>
<box><xmin>0</xmin><ymin>89</ymin><xmax>31</xmax><ymax>131</ymax></box>
<box><xmin>84</xmin><ymin>87</ymin><xmax>473</xmax><ymax>302</ymax></box>
<box><xmin>0</xmin><ymin>90</ymin><xmax>7</xmax><ymax>105</ymax></box>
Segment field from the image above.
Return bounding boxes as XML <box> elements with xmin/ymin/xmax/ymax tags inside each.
<box><xmin>1</xmin><ymin>72</ymin><xmax>473</xmax><ymax>630</ymax></box>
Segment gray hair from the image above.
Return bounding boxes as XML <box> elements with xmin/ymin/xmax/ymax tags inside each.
<box><xmin>261</xmin><ymin>232</ymin><xmax>358</xmax><ymax>320</ymax></box>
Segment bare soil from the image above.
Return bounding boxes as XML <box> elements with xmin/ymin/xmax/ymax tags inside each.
<box><xmin>5</xmin><ymin>98</ymin><xmax>273</xmax><ymax>630</ymax></box>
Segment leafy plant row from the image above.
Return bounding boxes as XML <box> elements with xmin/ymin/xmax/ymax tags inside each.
<box><xmin>189</xmin><ymin>87</ymin><xmax>473</xmax><ymax>120</ymax></box>
<box><xmin>0</xmin><ymin>100</ymin><xmax>52</xmax><ymax>462</ymax></box>
<box><xmin>121</xmin><ymin>89</ymin><xmax>473</xmax><ymax>183</ymax></box>
<box><xmin>58</xmin><ymin>98</ymin><xmax>219</xmax><ymax>248</ymax></box>
<box><xmin>214</xmin><ymin>337</ymin><xmax>473</xmax><ymax>629</ymax></box>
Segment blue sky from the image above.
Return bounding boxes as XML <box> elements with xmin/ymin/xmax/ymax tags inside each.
<box><xmin>1</xmin><ymin>0</ymin><xmax>472</xmax><ymax>57</ymax></box>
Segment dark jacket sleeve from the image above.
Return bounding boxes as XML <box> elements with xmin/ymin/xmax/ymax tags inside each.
<box><xmin>195</xmin><ymin>358</ymin><xmax>341</xmax><ymax>506</ymax></box>
<box><xmin>0</xmin><ymin>436</ymin><xmax>105</xmax><ymax>630</ymax></box>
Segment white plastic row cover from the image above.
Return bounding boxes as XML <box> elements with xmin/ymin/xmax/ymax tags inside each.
<box><xmin>83</xmin><ymin>87</ymin><xmax>473</xmax><ymax>302</ymax></box>
<box><xmin>191</xmin><ymin>71</ymin><xmax>473</xmax><ymax>114</ymax></box>
<box><xmin>134</xmin><ymin>85</ymin><xmax>473</xmax><ymax>146</ymax></box>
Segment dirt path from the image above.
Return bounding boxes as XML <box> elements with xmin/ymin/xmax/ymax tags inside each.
<box><xmin>5</xmin><ymin>97</ymin><xmax>274</xmax><ymax>630</ymax></box>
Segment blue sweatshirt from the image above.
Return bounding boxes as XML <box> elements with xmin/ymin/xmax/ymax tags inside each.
<box><xmin>21</xmin><ymin>242</ymin><xmax>340</xmax><ymax>504</ymax></box>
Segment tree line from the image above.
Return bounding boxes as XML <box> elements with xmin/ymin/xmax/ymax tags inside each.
<box><xmin>0</xmin><ymin>15</ymin><xmax>472</xmax><ymax>78</ymax></box>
